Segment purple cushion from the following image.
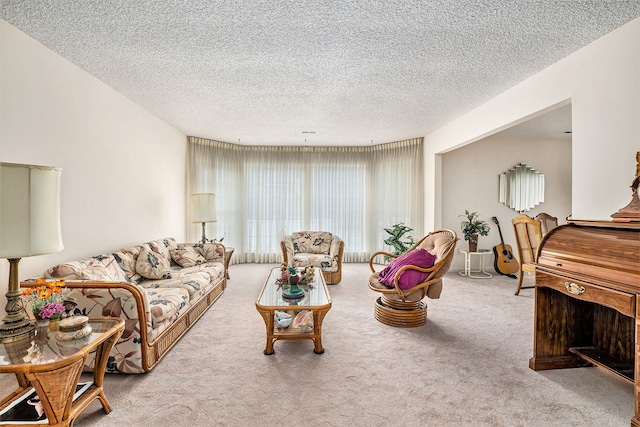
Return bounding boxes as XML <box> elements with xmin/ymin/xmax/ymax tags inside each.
<box><xmin>378</xmin><ymin>248</ymin><xmax>437</xmax><ymax>290</ymax></box>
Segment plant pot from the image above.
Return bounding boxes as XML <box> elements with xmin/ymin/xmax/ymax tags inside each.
<box><xmin>468</xmin><ymin>235</ymin><xmax>478</xmax><ymax>252</ymax></box>
<box><xmin>49</xmin><ymin>317</ymin><xmax>60</xmax><ymax>332</ymax></box>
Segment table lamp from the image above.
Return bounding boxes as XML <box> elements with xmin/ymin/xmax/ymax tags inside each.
<box><xmin>0</xmin><ymin>163</ymin><xmax>63</xmax><ymax>343</ymax></box>
<box><xmin>191</xmin><ymin>193</ymin><xmax>216</xmax><ymax>244</ymax></box>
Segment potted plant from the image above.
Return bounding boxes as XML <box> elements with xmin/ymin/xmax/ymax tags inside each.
<box><xmin>459</xmin><ymin>210</ymin><xmax>490</xmax><ymax>252</ymax></box>
<box><xmin>383</xmin><ymin>223</ymin><xmax>415</xmax><ymax>261</ymax></box>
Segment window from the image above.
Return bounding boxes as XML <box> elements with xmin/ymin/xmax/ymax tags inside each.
<box><xmin>188</xmin><ymin>138</ymin><xmax>423</xmax><ymax>263</ymax></box>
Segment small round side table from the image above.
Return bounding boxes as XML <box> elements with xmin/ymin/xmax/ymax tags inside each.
<box><xmin>459</xmin><ymin>249</ymin><xmax>493</xmax><ymax>279</ymax></box>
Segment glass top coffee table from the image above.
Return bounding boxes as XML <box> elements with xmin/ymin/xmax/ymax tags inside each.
<box><xmin>0</xmin><ymin>318</ymin><xmax>124</xmax><ymax>426</ymax></box>
<box><xmin>255</xmin><ymin>267</ymin><xmax>332</xmax><ymax>355</ymax></box>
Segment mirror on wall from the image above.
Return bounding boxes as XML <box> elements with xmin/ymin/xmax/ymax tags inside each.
<box><xmin>499</xmin><ymin>163</ymin><xmax>545</xmax><ymax>212</ymax></box>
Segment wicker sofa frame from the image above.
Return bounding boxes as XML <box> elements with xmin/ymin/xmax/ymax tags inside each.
<box><xmin>45</xmin><ymin>278</ymin><xmax>225</xmax><ymax>372</ymax></box>
<box><xmin>21</xmin><ymin>239</ymin><xmax>226</xmax><ymax>374</ymax></box>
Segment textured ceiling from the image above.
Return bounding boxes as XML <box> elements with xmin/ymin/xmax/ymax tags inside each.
<box><xmin>1</xmin><ymin>1</ymin><xmax>639</xmax><ymax>146</ymax></box>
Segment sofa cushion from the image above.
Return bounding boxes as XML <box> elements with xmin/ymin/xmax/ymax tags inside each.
<box><xmin>44</xmin><ymin>257</ymin><xmax>96</xmax><ymax>280</ymax></box>
<box><xmin>417</xmin><ymin>232</ymin><xmax>456</xmax><ymax>260</ymax></box>
<box><xmin>113</xmin><ymin>246</ymin><xmax>143</xmax><ymax>284</ymax></box>
<box><xmin>378</xmin><ymin>248</ymin><xmax>436</xmax><ymax>290</ymax></box>
<box><xmin>77</xmin><ymin>265</ymin><xmax>116</xmax><ymax>281</ymax></box>
<box><xmin>136</xmin><ymin>245</ymin><xmax>172</xmax><ymax>280</ymax></box>
<box><xmin>148</xmin><ymin>238</ymin><xmax>177</xmax><ymax>264</ymax></box>
<box><xmin>292</xmin><ymin>253</ymin><xmax>337</xmax><ymax>272</ymax></box>
<box><xmin>146</xmin><ymin>287</ymin><xmax>190</xmax><ymax>327</ymax></box>
<box><xmin>369</xmin><ymin>272</ymin><xmax>426</xmax><ymax>302</ymax></box>
<box><xmin>194</xmin><ymin>243</ymin><xmax>225</xmax><ymax>262</ymax></box>
<box><xmin>170</xmin><ymin>246</ymin><xmax>207</xmax><ymax>268</ymax></box>
<box><xmin>292</xmin><ymin>231</ymin><xmax>332</xmax><ymax>255</ymax></box>
<box><xmin>95</xmin><ymin>254</ymin><xmax>131</xmax><ymax>282</ymax></box>
<box><xmin>176</xmin><ymin>262</ymin><xmax>225</xmax><ymax>287</ymax></box>
<box><xmin>44</xmin><ymin>255</ymin><xmax>129</xmax><ymax>282</ymax></box>
<box><xmin>141</xmin><ymin>269</ymin><xmax>211</xmax><ymax>300</ymax></box>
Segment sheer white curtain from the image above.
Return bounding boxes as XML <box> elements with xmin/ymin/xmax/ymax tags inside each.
<box><xmin>188</xmin><ymin>137</ymin><xmax>423</xmax><ymax>264</ymax></box>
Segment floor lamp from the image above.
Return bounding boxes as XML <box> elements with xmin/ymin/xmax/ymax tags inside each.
<box><xmin>0</xmin><ymin>163</ymin><xmax>63</xmax><ymax>343</ymax></box>
<box><xmin>191</xmin><ymin>193</ymin><xmax>217</xmax><ymax>244</ymax></box>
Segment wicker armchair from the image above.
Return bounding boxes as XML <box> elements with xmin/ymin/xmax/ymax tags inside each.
<box><xmin>512</xmin><ymin>214</ymin><xmax>543</xmax><ymax>296</ymax></box>
<box><xmin>281</xmin><ymin>231</ymin><xmax>344</xmax><ymax>284</ymax></box>
<box><xmin>534</xmin><ymin>212</ymin><xmax>558</xmax><ymax>235</ymax></box>
<box><xmin>368</xmin><ymin>229</ymin><xmax>458</xmax><ymax>327</ymax></box>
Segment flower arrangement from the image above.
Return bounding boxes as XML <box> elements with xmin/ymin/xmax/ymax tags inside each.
<box><xmin>21</xmin><ymin>278</ymin><xmax>69</xmax><ymax>320</ymax></box>
<box><xmin>275</xmin><ymin>264</ymin><xmax>315</xmax><ymax>289</ymax></box>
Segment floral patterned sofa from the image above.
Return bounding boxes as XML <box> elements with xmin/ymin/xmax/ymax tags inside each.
<box><xmin>22</xmin><ymin>237</ymin><xmax>226</xmax><ymax>374</ymax></box>
<box><xmin>280</xmin><ymin>231</ymin><xmax>344</xmax><ymax>284</ymax></box>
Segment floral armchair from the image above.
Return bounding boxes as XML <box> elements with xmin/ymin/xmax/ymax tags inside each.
<box><xmin>280</xmin><ymin>231</ymin><xmax>344</xmax><ymax>284</ymax></box>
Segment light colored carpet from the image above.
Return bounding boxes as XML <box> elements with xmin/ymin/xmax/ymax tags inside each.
<box><xmin>1</xmin><ymin>263</ymin><xmax>634</xmax><ymax>426</ymax></box>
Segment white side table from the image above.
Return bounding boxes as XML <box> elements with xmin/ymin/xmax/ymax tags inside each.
<box><xmin>459</xmin><ymin>249</ymin><xmax>493</xmax><ymax>279</ymax></box>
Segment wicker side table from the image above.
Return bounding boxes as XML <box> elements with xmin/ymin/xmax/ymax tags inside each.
<box><xmin>0</xmin><ymin>318</ymin><xmax>124</xmax><ymax>426</ymax></box>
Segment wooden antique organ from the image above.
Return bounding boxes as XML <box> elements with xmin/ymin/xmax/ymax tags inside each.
<box><xmin>530</xmin><ymin>153</ymin><xmax>640</xmax><ymax>426</ymax></box>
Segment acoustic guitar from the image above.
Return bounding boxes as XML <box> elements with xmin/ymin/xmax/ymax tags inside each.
<box><xmin>491</xmin><ymin>217</ymin><xmax>519</xmax><ymax>278</ymax></box>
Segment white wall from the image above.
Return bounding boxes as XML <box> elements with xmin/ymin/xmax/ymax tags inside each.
<box><xmin>441</xmin><ymin>136</ymin><xmax>572</xmax><ymax>271</ymax></box>
<box><xmin>424</xmin><ymin>18</ymin><xmax>640</xmax><ymax>230</ymax></box>
<box><xmin>0</xmin><ymin>20</ymin><xmax>188</xmax><ymax>312</ymax></box>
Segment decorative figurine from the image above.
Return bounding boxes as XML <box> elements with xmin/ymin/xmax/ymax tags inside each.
<box><xmin>283</xmin><ymin>268</ymin><xmax>305</xmax><ymax>299</ymax></box>
<box><xmin>274</xmin><ymin>311</ymin><xmax>292</xmax><ymax>328</ymax></box>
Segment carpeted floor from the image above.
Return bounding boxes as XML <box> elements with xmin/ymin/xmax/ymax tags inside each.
<box><xmin>1</xmin><ymin>263</ymin><xmax>634</xmax><ymax>426</ymax></box>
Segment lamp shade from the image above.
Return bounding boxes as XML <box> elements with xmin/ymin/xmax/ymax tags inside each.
<box><xmin>0</xmin><ymin>163</ymin><xmax>63</xmax><ymax>258</ymax></box>
<box><xmin>191</xmin><ymin>193</ymin><xmax>217</xmax><ymax>223</ymax></box>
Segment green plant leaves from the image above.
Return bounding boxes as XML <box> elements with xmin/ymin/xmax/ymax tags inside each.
<box><xmin>383</xmin><ymin>223</ymin><xmax>415</xmax><ymax>256</ymax></box>
<box><xmin>459</xmin><ymin>210</ymin><xmax>490</xmax><ymax>242</ymax></box>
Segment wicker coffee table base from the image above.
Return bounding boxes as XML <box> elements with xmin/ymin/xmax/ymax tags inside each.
<box><xmin>374</xmin><ymin>297</ymin><xmax>427</xmax><ymax>328</ymax></box>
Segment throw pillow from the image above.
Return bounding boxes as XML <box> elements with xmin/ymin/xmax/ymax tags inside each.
<box><xmin>148</xmin><ymin>238</ymin><xmax>176</xmax><ymax>262</ymax></box>
<box><xmin>97</xmin><ymin>255</ymin><xmax>131</xmax><ymax>283</ymax></box>
<box><xmin>418</xmin><ymin>233</ymin><xmax>455</xmax><ymax>260</ymax></box>
<box><xmin>77</xmin><ymin>265</ymin><xmax>114</xmax><ymax>281</ymax></box>
<box><xmin>44</xmin><ymin>257</ymin><xmax>101</xmax><ymax>280</ymax></box>
<box><xmin>195</xmin><ymin>243</ymin><xmax>225</xmax><ymax>262</ymax></box>
<box><xmin>170</xmin><ymin>246</ymin><xmax>207</xmax><ymax>268</ymax></box>
<box><xmin>292</xmin><ymin>231</ymin><xmax>332</xmax><ymax>254</ymax></box>
<box><xmin>44</xmin><ymin>263</ymin><xmax>82</xmax><ymax>280</ymax></box>
<box><xmin>378</xmin><ymin>248</ymin><xmax>437</xmax><ymax>290</ymax></box>
<box><xmin>291</xmin><ymin>232</ymin><xmax>311</xmax><ymax>253</ymax></box>
<box><xmin>136</xmin><ymin>245</ymin><xmax>172</xmax><ymax>280</ymax></box>
<box><xmin>308</xmin><ymin>232</ymin><xmax>332</xmax><ymax>254</ymax></box>
<box><xmin>113</xmin><ymin>246</ymin><xmax>144</xmax><ymax>284</ymax></box>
